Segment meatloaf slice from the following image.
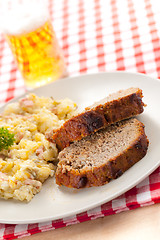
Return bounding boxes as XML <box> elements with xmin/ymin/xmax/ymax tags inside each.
<box><xmin>51</xmin><ymin>87</ymin><xmax>145</xmax><ymax>150</ymax></box>
<box><xmin>56</xmin><ymin>118</ymin><xmax>149</xmax><ymax>188</ymax></box>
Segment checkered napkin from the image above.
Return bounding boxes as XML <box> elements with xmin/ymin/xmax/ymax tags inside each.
<box><xmin>0</xmin><ymin>0</ymin><xmax>160</xmax><ymax>239</ymax></box>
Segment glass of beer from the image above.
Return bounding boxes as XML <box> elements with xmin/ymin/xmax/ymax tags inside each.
<box><xmin>0</xmin><ymin>0</ymin><xmax>67</xmax><ymax>89</ymax></box>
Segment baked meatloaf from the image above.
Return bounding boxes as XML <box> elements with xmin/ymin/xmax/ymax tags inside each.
<box><xmin>56</xmin><ymin>118</ymin><xmax>149</xmax><ymax>188</ymax></box>
<box><xmin>51</xmin><ymin>87</ymin><xmax>145</xmax><ymax>150</ymax></box>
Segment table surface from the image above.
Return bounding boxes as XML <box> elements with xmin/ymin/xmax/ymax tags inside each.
<box><xmin>22</xmin><ymin>203</ymin><xmax>160</xmax><ymax>240</ymax></box>
<box><xmin>1</xmin><ymin>0</ymin><xmax>160</xmax><ymax>239</ymax></box>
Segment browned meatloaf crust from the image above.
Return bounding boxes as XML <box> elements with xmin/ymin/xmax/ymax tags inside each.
<box><xmin>51</xmin><ymin>87</ymin><xmax>145</xmax><ymax>150</ymax></box>
<box><xmin>56</xmin><ymin>118</ymin><xmax>149</xmax><ymax>188</ymax></box>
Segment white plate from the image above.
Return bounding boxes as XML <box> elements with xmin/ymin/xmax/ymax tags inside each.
<box><xmin>0</xmin><ymin>72</ymin><xmax>160</xmax><ymax>224</ymax></box>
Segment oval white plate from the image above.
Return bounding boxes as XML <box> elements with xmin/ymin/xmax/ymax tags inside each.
<box><xmin>0</xmin><ymin>72</ymin><xmax>160</xmax><ymax>224</ymax></box>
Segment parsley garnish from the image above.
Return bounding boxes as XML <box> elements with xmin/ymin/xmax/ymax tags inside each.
<box><xmin>0</xmin><ymin>127</ymin><xmax>15</xmax><ymax>151</ymax></box>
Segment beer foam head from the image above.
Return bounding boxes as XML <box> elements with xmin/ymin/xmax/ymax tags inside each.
<box><xmin>0</xmin><ymin>0</ymin><xmax>49</xmax><ymax>35</ymax></box>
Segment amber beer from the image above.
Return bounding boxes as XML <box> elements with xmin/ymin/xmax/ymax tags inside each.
<box><xmin>3</xmin><ymin>3</ymin><xmax>67</xmax><ymax>88</ymax></box>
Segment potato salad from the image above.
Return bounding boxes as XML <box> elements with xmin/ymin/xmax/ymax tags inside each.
<box><xmin>0</xmin><ymin>94</ymin><xmax>77</xmax><ymax>201</ymax></box>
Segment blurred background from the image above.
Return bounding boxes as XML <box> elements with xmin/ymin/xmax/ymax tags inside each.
<box><xmin>0</xmin><ymin>0</ymin><xmax>160</xmax><ymax>105</ymax></box>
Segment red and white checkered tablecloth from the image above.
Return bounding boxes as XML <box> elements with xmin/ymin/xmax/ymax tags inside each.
<box><xmin>0</xmin><ymin>0</ymin><xmax>160</xmax><ymax>239</ymax></box>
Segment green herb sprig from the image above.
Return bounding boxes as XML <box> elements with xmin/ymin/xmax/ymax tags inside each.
<box><xmin>0</xmin><ymin>127</ymin><xmax>15</xmax><ymax>151</ymax></box>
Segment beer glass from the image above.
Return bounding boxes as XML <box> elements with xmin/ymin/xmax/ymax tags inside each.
<box><xmin>0</xmin><ymin>0</ymin><xmax>67</xmax><ymax>89</ymax></box>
